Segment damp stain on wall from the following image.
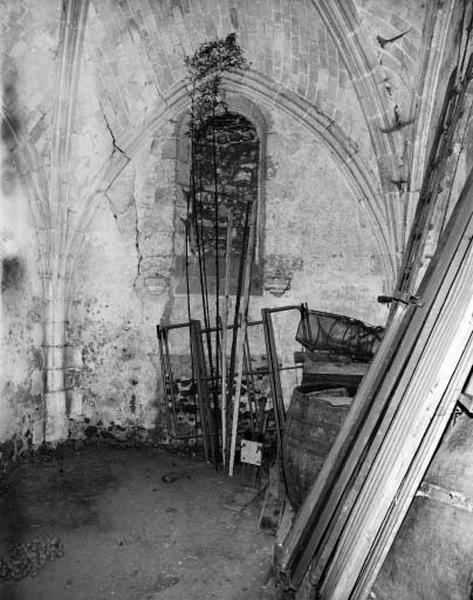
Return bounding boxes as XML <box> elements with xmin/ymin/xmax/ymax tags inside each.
<box><xmin>1</xmin><ymin>57</ymin><xmax>20</xmax><ymax>196</ymax></box>
<box><xmin>2</xmin><ymin>256</ymin><xmax>24</xmax><ymax>293</ymax></box>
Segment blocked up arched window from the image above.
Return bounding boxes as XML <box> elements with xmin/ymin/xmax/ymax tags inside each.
<box><xmin>174</xmin><ymin>101</ymin><xmax>266</xmax><ymax>296</ymax></box>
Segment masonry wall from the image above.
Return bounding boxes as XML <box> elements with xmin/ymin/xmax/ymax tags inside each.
<box><xmin>0</xmin><ymin>141</ymin><xmax>44</xmax><ymax>461</ymax></box>
<box><xmin>1</xmin><ymin>0</ymin><xmax>466</xmax><ymax>463</ymax></box>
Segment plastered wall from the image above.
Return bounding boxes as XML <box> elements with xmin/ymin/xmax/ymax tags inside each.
<box><xmin>0</xmin><ymin>0</ymin><xmax>469</xmax><ymax>459</ymax></box>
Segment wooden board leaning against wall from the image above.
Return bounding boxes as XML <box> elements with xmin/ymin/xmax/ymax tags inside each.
<box><xmin>277</xmin><ymin>168</ymin><xmax>473</xmax><ymax>599</ymax></box>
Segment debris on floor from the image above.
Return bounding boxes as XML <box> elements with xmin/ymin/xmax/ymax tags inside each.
<box><xmin>0</xmin><ymin>537</ymin><xmax>64</xmax><ymax>581</ymax></box>
<box><xmin>0</xmin><ymin>445</ymin><xmax>274</xmax><ymax>600</ymax></box>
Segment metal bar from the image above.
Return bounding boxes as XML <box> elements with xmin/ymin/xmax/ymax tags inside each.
<box><xmin>159</xmin><ymin>320</ymin><xmax>263</xmax><ymax>334</ymax></box>
<box><xmin>157</xmin><ymin>324</ymin><xmax>202</xmax><ymax>441</ymax></box>
<box><xmin>157</xmin><ymin>326</ymin><xmax>172</xmax><ymax>434</ymax></box>
<box><xmin>262</xmin><ymin>307</ymin><xmax>295</xmax><ymax>451</ymax></box>
<box><xmin>190</xmin><ymin>319</ymin><xmax>211</xmax><ymax>462</ymax></box>
<box><xmin>264</xmin><ymin>304</ymin><xmax>303</xmax><ymax>314</ymax></box>
<box><xmin>159</xmin><ymin>321</ymin><xmax>191</xmax><ymax>332</ymax></box>
<box><xmin>243</xmin><ymin>333</ymin><xmax>256</xmax><ymax>434</ymax></box>
<box><xmin>190</xmin><ymin>365</ymin><xmax>302</xmax><ymax>382</ymax></box>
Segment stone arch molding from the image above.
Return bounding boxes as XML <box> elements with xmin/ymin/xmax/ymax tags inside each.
<box><xmin>71</xmin><ymin>70</ymin><xmax>396</xmax><ymax>289</ymax></box>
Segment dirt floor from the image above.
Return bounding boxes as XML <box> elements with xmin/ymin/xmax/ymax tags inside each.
<box><xmin>0</xmin><ymin>446</ymin><xmax>276</xmax><ymax>600</ymax></box>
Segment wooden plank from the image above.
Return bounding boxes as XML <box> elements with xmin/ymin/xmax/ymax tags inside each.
<box><xmin>278</xmin><ymin>169</ymin><xmax>473</xmax><ymax>589</ymax></box>
<box><xmin>321</xmin><ymin>240</ymin><xmax>473</xmax><ymax>597</ymax></box>
<box><xmin>228</xmin><ymin>200</ymin><xmax>258</xmax><ymax>477</ymax></box>
<box><xmin>321</xmin><ymin>246</ymin><xmax>473</xmax><ymax>598</ymax></box>
<box><xmin>309</xmin><ymin>264</ymin><xmax>455</xmax><ymax>584</ymax></box>
<box><xmin>302</xmin><ymin>361</ymin><xmax>370</xmax><ymax>377</ymax></box>
<box><xmin>190</xmin><ymin>319</ymin><xmax>213</xmax><ymax>462</ymax></box>
<box><xmin>351</xmin><ymin>331</ymin><xmax>473</xmax><ymax>598</ymax></box>
<box><xmin>294</xmin><ymin>350</ymin><xmax>365</xmax><ymax>364</ymax></box>
<box><xmin>396</xmin><ymin>65</ymin><xmax>462</xmax><ymax>297</ymax></box>
<box><xmin>259</xmin><ymin>462</ymin><xmax>286</xmax><ymax>534</ymax></box>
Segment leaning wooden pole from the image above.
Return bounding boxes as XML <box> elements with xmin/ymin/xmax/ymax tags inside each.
<box><xmin>220</xmin><ymin>212</ymin><xmax>233</xmax><ymax>466</ymax></box>
<box><xmin>228</xmin><ymin>200</ymin><xmax>258</xmax><ymax>477</ymax></box>
<box><xmin>225</xmin><ymin>202</ymin><xmax>251</xmax><ymax>462</ymax></box>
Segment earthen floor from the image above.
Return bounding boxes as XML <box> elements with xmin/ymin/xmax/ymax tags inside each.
<box><xmin>0</xmin><ymin>446</ymin><xmax>274</xmax><ymax>600</ymax></box>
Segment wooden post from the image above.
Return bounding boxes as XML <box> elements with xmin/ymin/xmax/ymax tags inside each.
<box><xmin>228</xmin><ymin>201</ymin><xmax>258</xmax><ymax>477</ymax></box>
<box><xmin>262</xmin><ymin>308</ymin><xmax>286</xmax><ymax>456</ymax></box>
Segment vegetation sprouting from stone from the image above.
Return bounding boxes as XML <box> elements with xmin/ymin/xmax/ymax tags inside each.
<box><xmin>184</xmin><ymin>32</ymin><xmax>247</xmax><ymax>81</ymax></box>
<box><xmin>185</xmin><ymin>33</ymin><xmax>248</xmax><ymax>133</ymax></box>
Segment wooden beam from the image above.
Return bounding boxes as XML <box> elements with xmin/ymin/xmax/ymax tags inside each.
<box><xmin>190</xmin><ymin>319</ymin><xmax>213</xmax><ymax>462</ymax></box>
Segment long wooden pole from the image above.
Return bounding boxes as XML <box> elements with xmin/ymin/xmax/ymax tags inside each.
<box><xmin>225</xmin><ymin>202</ymin><xmax>251</xmax><ymax>462</ymax></box>
<box><xmin>228</xmin><ymin>200</ymin><xmax>258</xmax><ymax>477</ymax></box>
<box><xmin>220</xmin><ymin>212</ymin><xmax>233</xmax><ymax>466</ymax></box>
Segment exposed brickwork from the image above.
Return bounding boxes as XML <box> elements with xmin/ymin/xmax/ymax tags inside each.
<box><xmin>175</xmin><ymin>112</ymin><xmax>262</xmax><ymax>294</ymax></box>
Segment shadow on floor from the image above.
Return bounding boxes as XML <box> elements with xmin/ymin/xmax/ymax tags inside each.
<box><xmin>0</xmin><ymin>446</ymin><xmax>274</xmax><ymax>600</ymax></box>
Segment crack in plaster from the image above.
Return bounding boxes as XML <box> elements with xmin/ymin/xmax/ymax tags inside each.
<box><xmin>102</xmin><ymin>112</ymin><xmax>129</xmax><ymax>160</ymax></box>
<box><xmin>103</xmin><ymin>191</ymin><xmax>135</xmax><ymax>222</ymax></box>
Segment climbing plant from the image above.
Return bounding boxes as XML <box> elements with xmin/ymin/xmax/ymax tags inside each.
<box><xmin>185</xmin><ymin>33</ymin><xmax>247</xmax><ymax>133</ymax></box>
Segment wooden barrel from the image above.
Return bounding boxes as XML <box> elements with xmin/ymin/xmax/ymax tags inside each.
<box><xmin>283</xmin><ymin>384</ymin><xmax>352</xmax><ymax>510</ymax></box>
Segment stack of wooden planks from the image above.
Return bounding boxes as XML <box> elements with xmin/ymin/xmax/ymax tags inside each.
<box><xmin>276</xmin><ymin>170</ymin><xmax>473</xmax><ymax>599</ymax></box>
